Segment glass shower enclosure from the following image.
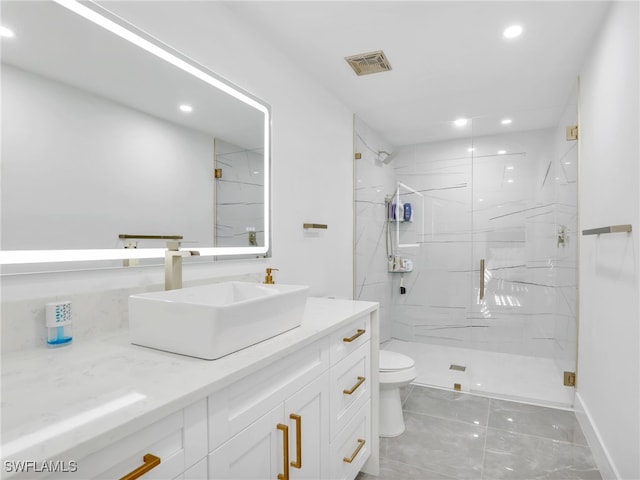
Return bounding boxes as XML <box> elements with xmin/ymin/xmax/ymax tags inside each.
<box><xmin>355</xmin><ymin>89</ymin><xmax>579</xmax><ymax>407</ymax></box>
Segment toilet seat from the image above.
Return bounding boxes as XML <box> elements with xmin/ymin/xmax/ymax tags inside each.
<box><xmin>380</xmin><ymin>350</ymin><xmax>415</xmax><ymax>371</ymax></box>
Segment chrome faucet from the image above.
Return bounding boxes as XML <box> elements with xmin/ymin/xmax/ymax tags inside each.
<box><xmin>165</xmin><ymin>241</ymin><xmax>200</xmax><ymax>290</ymax></box>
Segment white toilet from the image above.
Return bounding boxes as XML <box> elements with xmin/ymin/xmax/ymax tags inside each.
<box><xmin>379</xmin><ymin>350</ymin><xmax>417</xmax><ymax>437</ymax></box>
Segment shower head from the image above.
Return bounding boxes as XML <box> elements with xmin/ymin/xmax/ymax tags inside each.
<box><xmin>378</xmin><ymin>150</ymin><xmax>396</xmax><ymax>164</ymax></box>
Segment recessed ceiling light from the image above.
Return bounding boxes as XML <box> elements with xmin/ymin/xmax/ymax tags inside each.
<box><xmin>503</xmin><ymin>25</ymin><xmax>523</xmax><ymax>39</ymax></box>
<box><xmin>506</xmin><ymin>165</ymin><xmax>514</xmax><ymax>170</ymax></box>
<box><xmin>0</xmin><ymin>26</ymin><xmax>15</xmax><ymax>38</ymax></box>
<box><xmin>507</xmin><ymin>179</ymin><xmax>514</xmax><ymax>183</ymax></box>
<box><xmin>454</xmin><ymin>118</ymin><xmax>468</xmax><ymax>127</ymax></box>
<box><xmin>468</xmin><ymin>147</ymin><xmax>475</xmax><ymax>152</ymax></box>
<box><xmin>179</xmin><ymin>104</ymin><xmax>193</xmax><ymax>113</ymax></box>
<box><xmin>501</xmin><ymin>119</ymin><xmax>512</xmax><ymax>125</ymax></box>
<box><xmin>498</xmin><ymin>150</ymin><xmax>507</xmax><ymax>155</ymax></box>
<box><xmin>564</xmin><ymin>161</ymin><xmax>572</xmax><ymax>165</ymax></box>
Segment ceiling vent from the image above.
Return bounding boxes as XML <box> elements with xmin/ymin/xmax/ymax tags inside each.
<box><xmin>345</xmin><ymin>50</ymin><xmax>392</xmax><ymax>76</ymax></box>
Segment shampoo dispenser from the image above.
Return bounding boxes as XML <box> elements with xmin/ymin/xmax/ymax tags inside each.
<box><xmin>46</xmin><ymin>301</ymin><xmax>73</xmax><ymax>347</ymax></box>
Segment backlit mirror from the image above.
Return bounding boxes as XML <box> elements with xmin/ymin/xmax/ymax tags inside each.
<box><xmin>0</xmin><ymin>0</ymin><xmax>271</xmax><ymax>270</ymax></box>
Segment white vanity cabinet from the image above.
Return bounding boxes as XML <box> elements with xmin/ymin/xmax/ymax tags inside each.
<box><xmin>207</xmin><ymin>338</ymin><xmax>330</xmax><ymax>479</ymax></box>
<box><xmin>44</xmin><ymin>399</ymin><xmax>207</xmax><ymax>480</ymax></box>
<box><xmin>1</xmin><ymin>299</ymin><xmax>378</xmax><ymax>480</ymax></box>
<box><xmin>328</xmin><ymin>319</ymin><xmax>372</xmax><ymax>480</ymax></box>
<box><xmin>207</xmin><ymin>314</ymin><xmax>373</xmax><ymax>480</ymax></box>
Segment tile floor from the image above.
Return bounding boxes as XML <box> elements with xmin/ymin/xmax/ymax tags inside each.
<box><xmin>358</xmin><ymin>385</ymin><xmax>601</xmax><ymax>480</ymax></box>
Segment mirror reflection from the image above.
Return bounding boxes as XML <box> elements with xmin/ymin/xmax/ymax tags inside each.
<box><xmin>1</xmin><ymin>1</ymin><xmax>269</xmax><ymax>265</ymax></box>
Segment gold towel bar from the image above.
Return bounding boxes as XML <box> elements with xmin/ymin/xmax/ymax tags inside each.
<box><xmin>118</xmin><ymin>234</ymin><xmax>183</xmax><ymax>240</ymax></box>
<box><xmin>582</xmin><ymin>224</ymin><xmax>632</xmax><ymax>235</ymax></box>
<box><xmin>303</xmin><ymin>223</ymin><xmax>328</xmax><ymax>229</ymax></box>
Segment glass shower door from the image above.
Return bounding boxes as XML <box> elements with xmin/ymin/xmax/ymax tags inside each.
<box><xmin>468</xmin><ymin>111</ymin><xmax>578</xmax><ymax>406</ymax></box>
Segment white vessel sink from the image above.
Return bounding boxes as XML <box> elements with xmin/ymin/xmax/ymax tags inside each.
<box><xmin>129</xmin><ymin>282</ymin><xmax>309</xmax><ymax>360</ymax></box>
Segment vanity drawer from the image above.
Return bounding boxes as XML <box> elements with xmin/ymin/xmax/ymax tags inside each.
<box><xmin>330</xmin><ymin>400</ymin><xmax>371</xmax><ymax>480</ymax></box>
<box><xmin>208</xmin><ymin>337</ymin><xmax>329</xmax><ymax>451</ymax></box>
<box><xmin>330</xmin><ymin>342</ymin><xmax>370</xmax><ymax>439</ymax></box>
<box><xmin>330</xmin><ymin>315</ymin><xmax>371</xmax><ymax>365</ymax></box>
<box><xmin>45</xmin><ymin>399</ymin><xmax>207</xmax><ymax>480</ymax></box>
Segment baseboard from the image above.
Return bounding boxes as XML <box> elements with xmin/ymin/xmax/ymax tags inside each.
<box><xmin>574</xmin><ymin>392</ymin><xmax>619</xmax><ymax>479</ymax></box>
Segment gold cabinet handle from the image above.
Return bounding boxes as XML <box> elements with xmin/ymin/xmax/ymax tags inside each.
<box><xmin>289</xmin><ymin>413</ymin><xmax>302</xmax><ymax>469</ymax></box>
<box><xmin>119</xmin><ymin>453</ymin><xmax>161</xmax><ymax>480</ymax></box>
<box><xmin>277</xmin><ymin>423</ymin><xmax>289</xmax><ymax>480</ymax></box>
<box><xmin>342</xmin><ymin>439</ymin><xmax>366</xmax><ymax>463</ymax></box>
<box><xmin>479</xmin><ymin>259</ymin><xmax>485</xmax><ymax>300</ymax></box>
<box><xmin>343</xmin><ymin>329</ymin><xmax>365</xmax><ymax>343</ymax></box>
<box><xmin>343</xmin><ymin>376</ymin><xmax>365</xmax><ymax>395</ymax></box>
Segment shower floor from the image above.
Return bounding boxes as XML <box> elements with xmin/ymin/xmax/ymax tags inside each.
<box><xmin>384</xmin><ymin>339</ymin><xmax>575</xmax><ymax>408</ymax></box>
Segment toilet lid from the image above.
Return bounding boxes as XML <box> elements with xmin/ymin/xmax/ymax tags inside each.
<box><xmin>379</xmin><ymin>350</ymin><xmax>415</xmax><ymax>371</ymax></box>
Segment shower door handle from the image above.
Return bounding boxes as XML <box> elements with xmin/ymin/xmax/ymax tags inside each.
<box><xmin>479</xmin><ymin>259</ymin><xmax>485</xmax><ymax>300</ymax></box>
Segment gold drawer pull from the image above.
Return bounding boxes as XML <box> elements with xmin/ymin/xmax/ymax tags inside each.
<box><xmin>343</xmin><ymin>329</ymin><xmax>365</xmax><ymax>343</ymax></box>
<box><xmin>277</xmin><ymin>423</ymin><xmax>289</xmax><ymax>480</ymax></box>
<box><xmin>120</xmin><ymin>453</ymin><xmax>161</xmax><ymax>480</ymax></box>
<box><xmin>343</xmin><ymin>376</ymin><xmax>365</xmax><ymax>395</ymax></box>
<box><xmin>290</xmin><ymin>413</ymin><xmax>302</xmax><ymax>469</ymax></box>
<box><xmin>343</xmin><ymin>439</ymin><xmax>366</xmax><ymax>463</ymax></box>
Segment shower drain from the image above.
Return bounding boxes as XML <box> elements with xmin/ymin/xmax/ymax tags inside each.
<box><xmin>449</xmin><ymin>364</ymin><xmax>467</xmax><ymax>372</ymax></box>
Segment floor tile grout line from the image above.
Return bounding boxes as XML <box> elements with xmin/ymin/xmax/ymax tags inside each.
<box><xmin>377</xmin><ymin>456</ymin><xmax>459</xmax><ymax>480</ymax></box>
<box><xmin>483</xmin><ymin>425</ymin><xmax>591</xmax><ymax>448</ymax></box>
<box><xmin>402</xmin><ymin>407</ymin><xmax>490</xmax><ymax>430</ymax></box>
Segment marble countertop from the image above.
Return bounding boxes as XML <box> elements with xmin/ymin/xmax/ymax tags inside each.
<box><xmin>1</xmin><ymin>297</ymin><xmax>378</xmax><ymax>466</ymax></box>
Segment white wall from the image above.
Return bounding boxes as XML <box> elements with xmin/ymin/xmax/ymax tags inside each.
<box><xmin>95</xmin><ymin>2</ymin><xmax>354</xmax><ymax>297</ymax></box>
<box><xmin>1</xmin><ymin>2</ymin><xmax>354</xmax><ymax>352</ymax></box>
<box><xmin>577</xmin><ymin>2</ymin><xmax>639</xmax><ymax>479</ymax></box>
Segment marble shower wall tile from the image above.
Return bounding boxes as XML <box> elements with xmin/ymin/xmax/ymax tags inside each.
<box><xmin>354</xmin><ymin>114</ymin><xmax>578</xmax><ymax>364</ymax></box>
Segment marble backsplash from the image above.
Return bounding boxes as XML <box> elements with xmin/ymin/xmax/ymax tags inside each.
<box><xmin>1</xmin><ymin>270</ymin><xmax>262</xmax><ymax>354</ymax></box>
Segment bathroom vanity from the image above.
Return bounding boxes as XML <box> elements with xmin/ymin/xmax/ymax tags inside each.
<box><xmin>0</xmin><ymin>297</ymin><xmax>379</xmax><ymax>479</ymax></box>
